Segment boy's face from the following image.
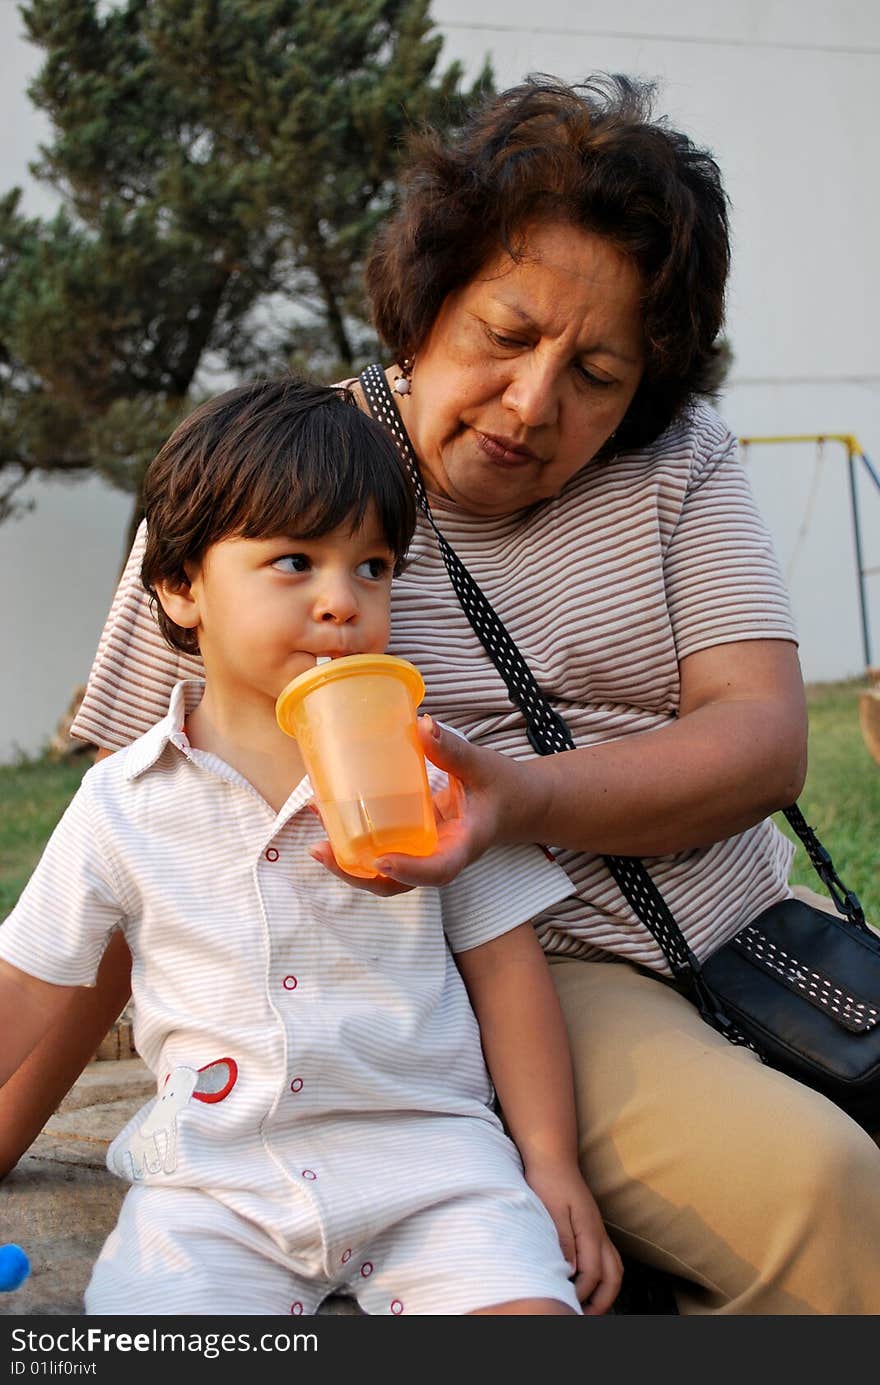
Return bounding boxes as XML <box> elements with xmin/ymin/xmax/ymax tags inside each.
<box><xmin>161</xmin><ymin>505</ymin><xmax>395</xmax><ymax>707</ymax></box>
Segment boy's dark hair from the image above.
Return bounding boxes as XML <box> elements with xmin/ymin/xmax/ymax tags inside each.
<box><xmin>366</xmin><ymin>74</ymin><xmax>731</xmax><ymax>452</ymax></box>
<box><xmin>141</xmin><ymin>378</ymin><xmax>416</xmax><ymax>654</ymax></box>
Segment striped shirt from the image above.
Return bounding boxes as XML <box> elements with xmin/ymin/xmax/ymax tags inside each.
<box><xmin>1</xmin><ymin>680</ymin><xmax>575</xmax><ymax>1191</ymax></box>
<box><xmin>71</xmin><ymin>399</ymin><xmax>798</xmax><ymax>973</ymax></box>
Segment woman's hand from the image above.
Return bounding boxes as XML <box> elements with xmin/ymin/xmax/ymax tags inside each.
<box><xmin>308</xmin><ymin>716</ymin><xmax>528</xmax><ymax>894</ymax></box>
<box><xmin>524</xmin><ymin>1157</ymin><xmax>623</xmax><ymax>1314</ymax></box>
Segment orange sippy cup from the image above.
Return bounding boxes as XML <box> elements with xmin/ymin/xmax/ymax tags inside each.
<box><xmin>276</xmin><ymin>654</ymin><xmax>438</xmax><ymax>878</ymax></box>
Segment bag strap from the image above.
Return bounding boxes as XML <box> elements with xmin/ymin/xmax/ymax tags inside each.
<box><xmin>359</xmin><ymin>365</ymin><xmax>753</xmax><ymax>1040</ymax></box>
<box><xmin>780</xmin><ymin>803</ymin><xmax>867</xmax><ymax>930</ymax></box>
<box><xmin>360</xmin><ymin>365</ymin><xmax>574</xmax><ymax>757</ymax></box>
<box><xmin>358</xmin><ymin>365</ymin><xmax>868</xmax><ymax>977</ymax></box>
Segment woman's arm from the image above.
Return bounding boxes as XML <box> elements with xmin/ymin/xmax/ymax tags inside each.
<box><xmin>456</xmin><ymin>923</ymin><xmax>622</xmax><ymax>1312</ymax></box>
<box><xmin>482</xmin><ymin>636</ymin><xmax>807</xmax><ymax>856</ymax></box>
<box><xmin>0</xmin><ymin>930</ymin><xmax>132</xmax><ymax>1179</ymax></box>
<box><xmin>311</xmin><ymin>637</ymin><xmax>807</xmax><ymax>892</ymax></box>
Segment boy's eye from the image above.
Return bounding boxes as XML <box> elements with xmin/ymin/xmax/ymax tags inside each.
<box><xmin>356</xmin><ymin>557</ymin><xmax>391</xmax><ymax>581</ymax></box>
<box><xmin>272</xmin><ymin>554</ymin><xmax>310</xmax><ymax>573</ymax></box>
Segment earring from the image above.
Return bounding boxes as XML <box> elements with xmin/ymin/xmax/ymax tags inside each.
<box><xmin>392</xmin><ymin>357</ymin><xmax>414</xmax><ymax>395</ymax></box>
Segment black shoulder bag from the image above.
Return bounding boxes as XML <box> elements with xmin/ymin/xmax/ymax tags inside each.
<box><xmin>361</xmin><ymin>364</ymin><xmax>880</xmax><ymax>1132</ymax></box>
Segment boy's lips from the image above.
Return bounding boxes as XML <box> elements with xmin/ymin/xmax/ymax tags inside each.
<box><xmin>311</xmin><ymin>649</ymin><xmax>354</xmax><ymax>662</ymax></box>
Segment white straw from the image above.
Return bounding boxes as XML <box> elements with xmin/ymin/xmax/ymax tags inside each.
<box><xmin>316</xmin><ymin>656</ymin><xmax>332</xmax><ymax>665</ymax></box>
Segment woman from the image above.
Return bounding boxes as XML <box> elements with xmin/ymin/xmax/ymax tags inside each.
<box><xmin>4</xmin><ymin>75</ymin><xmax>879</xmax><ymax>1313</ymax></box>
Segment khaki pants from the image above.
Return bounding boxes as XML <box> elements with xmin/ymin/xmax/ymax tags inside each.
<box><xmin>550</xmin><ymin>888</ymin><xmax>880</xmax><ymax>1314</ymax></box>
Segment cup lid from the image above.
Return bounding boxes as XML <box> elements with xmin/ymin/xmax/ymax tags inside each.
<box><xmin>276</xmin><ymin>653</ymin><xmax>426</xmax><ymax>738</ymax></box>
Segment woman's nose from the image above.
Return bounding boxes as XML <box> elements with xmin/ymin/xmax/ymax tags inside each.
<box><xmin>502</xmin><ymin>356</ymin><xmax>561</xmax><ymax>429</ymax></box>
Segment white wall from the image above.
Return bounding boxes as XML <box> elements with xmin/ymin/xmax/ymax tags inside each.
<box><xmin>0</xmin><ymin>4</ymin><xmax>135</xmax><ymax>762</ymax></box>
<box><xmin>1</xmin><ymin>2</ymin><xmax>879</xmax><ymax>759</ymax></box>
<box><xmin>432</xmin><ymin>0</ymin><xmax>880</xmax><ymax>682</ymax></box>
<box><xmin>2</xmin><ymin>474</ymin><xmax>133</xmax><ymax>761</ymax></box>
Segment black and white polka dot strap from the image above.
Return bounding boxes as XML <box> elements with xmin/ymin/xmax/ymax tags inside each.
<box><xmin>360</xmin><ymin>363</ymin><xmax>574</xmax><ymax>757</ymax></box>
<box><xmin>358</xmin><ymin>365</ymin><xmax>864</xmax><ymax>1018</ymax></box>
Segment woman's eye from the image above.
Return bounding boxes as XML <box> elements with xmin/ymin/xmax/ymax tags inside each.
<box><xmin>356</xmin><ymin>557</ymin><xmax>390</xmax><ymax>580</ymax></box>
<box><xmin>272</xmin><ymin>554</ymin><xmax>310</xmax><ymax>573</ymax></box>
<box><xmin>488</xmin><ymin>328</ymin><xmax>527</xmax><ymax>350</ymax></box>
<box><xmin>576</xmin><ymin>364</ymin><xmax>615</xmax><ymax>389</ymax></box>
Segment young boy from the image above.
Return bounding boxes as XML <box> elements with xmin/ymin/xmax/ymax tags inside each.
<box><xmin>0</xmin><ymin>379</ymin><xmax>620</xmax><ymax>1316</ymax></box>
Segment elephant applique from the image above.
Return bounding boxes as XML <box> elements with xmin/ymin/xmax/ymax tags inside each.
<box><xmin>111</xmin><ymin>1057</ymin><xmax>238</xmax><ymax>1179</ymax></box>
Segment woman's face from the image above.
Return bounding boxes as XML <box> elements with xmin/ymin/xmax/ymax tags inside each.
<box><xmin>397</xmin><ymin>222</ymin><xmax>645</xmax><ymax>516</ymax></box>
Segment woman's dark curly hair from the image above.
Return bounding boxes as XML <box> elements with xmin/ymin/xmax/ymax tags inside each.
<box><xmin>366</xmin><ymin>75</ymin><xmax>730</xmax><ymax>452</ymax></box>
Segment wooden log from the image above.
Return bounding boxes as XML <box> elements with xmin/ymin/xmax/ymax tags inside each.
<box><xmin>859</xmin><ymin>689</ymin><xmax>880</xmax><ymax>766</ymax></box>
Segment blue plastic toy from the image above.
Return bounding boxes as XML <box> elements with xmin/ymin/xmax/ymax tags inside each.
<box><xmin>0</xmin><ymin>1244</ymin><xmax>30</xmax><ymax>1291</ymax></box>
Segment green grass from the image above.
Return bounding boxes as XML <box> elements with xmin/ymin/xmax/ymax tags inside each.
<box><xmin>777</xmin><ymin>678</ymin><xmax>879</xmax><ymax>919</ymax></box>
<box><xmin>1</xmin><ymin>679</ymin><xmax>877</xmax><ymax>920</ymax></box>
<box><xmin>0</xmin><ymin>754</ymin><xmax>91</xmax><ymax>916</ymax></box>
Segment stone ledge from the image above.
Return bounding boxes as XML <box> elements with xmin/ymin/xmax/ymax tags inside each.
<box><xmin>1</xmin><ymin>1157</ymin><xmax>123</xmax><ymax>1316</ymax></box>
<box><xmin>52</xmin><ymin>1056</ymin><xmax>154</xmax><ymax>1115</ymax></box>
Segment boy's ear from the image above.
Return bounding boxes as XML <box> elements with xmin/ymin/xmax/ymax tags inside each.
<box><xmin>154</xmin><ymin>575</ymin><xmax>200</xmax><ymax>632</ymax></box>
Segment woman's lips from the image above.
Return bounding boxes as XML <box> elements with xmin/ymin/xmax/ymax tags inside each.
<box><xmin>475</xmin><ymin>431</ymin><xmax>541</xmax><ymax>466</ymax></box>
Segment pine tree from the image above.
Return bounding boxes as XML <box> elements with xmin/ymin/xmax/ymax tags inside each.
<box><xmin>0</xmin><ymin>0</ymin><xmax>491</xmax><ymax>527</ymax></box>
